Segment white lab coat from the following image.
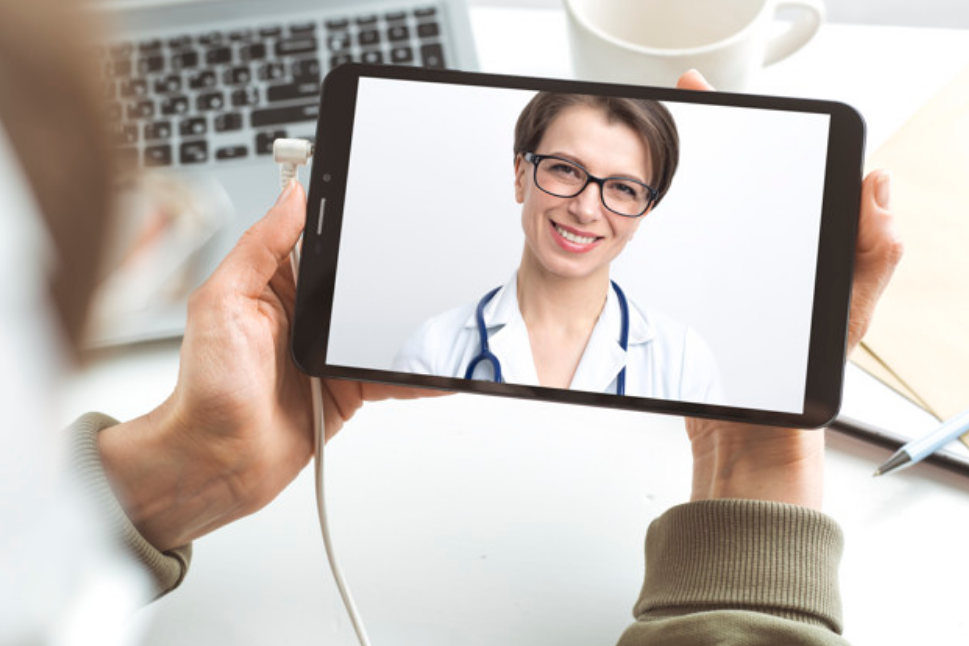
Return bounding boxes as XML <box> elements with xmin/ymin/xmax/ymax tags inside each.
<box><xmin>393</xmin><ymin>273</ymin><xmax>726</xmax><ymax>405</ymax></box>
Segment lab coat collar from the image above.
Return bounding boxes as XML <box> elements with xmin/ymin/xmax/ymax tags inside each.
<box><xmin>570</xmin><ymin>281</ymin><xmax>656</xmax><ymax>392</ymax></box>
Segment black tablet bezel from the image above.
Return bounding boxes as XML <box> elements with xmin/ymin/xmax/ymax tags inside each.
<box><xmin>292</xmin><ymin>64</ymin><xmax>864</xmax><ymax>429</ymax></box>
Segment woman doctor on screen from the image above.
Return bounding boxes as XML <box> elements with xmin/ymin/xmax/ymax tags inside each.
<box><xmin>393</xmin><ymin>92</ymin><xmax>725</xmax><ymax>404</ymax></box>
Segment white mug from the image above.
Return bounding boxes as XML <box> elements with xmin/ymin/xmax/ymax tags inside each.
<box><xmin>564</xmin><ymin>0</ymin><xmax>825</xmax><ymax>91</ymax></box>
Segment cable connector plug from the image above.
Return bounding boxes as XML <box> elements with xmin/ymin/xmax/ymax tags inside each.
<box><xmin>273</xmin><ymin>138</ymin><xmax>314</xmax><ymax>190</ymax></box>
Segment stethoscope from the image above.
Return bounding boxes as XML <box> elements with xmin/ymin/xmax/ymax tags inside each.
<box><xmin>464</xmin><ymin>280</ymin><xmax>631</xmax><ymax>395</ymax></box>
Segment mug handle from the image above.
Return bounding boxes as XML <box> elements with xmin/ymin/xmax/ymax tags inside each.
<box><xmin>764</xmin><ymin>0</ymin><xmax>826</xmax><ymax>66</ymax></box>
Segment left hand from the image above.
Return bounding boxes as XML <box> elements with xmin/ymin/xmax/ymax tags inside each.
<box><xmin>100</xmin><ymin>182</ymin><xmax>439</xmax><ymax>552</ymax></box>
<box><xmin>677</xmin><ymin>70</ymin><xmax>904</xmax><ymax>509</ymax></box>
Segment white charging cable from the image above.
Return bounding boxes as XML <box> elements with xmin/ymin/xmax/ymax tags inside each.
<box><xmin>274</xmin><ymin>138</ymin><xmax>372</xmax><ymax>646</ymax></box>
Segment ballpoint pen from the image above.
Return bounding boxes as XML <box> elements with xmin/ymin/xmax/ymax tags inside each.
<box><xmin>873</xmin><ymin>406</ymin><xmax>969</xmax><ymax>476</ymax></box>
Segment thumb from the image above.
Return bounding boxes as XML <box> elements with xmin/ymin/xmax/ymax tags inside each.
<box><xmin>846</xmin><ymin>170</ymin><xmax>904</xmax><ymax>353</ymax></box>
<box><xmin>209</xmin><ymin>181</ymin><xmax>307</xmax><ymax>298</ymax></box>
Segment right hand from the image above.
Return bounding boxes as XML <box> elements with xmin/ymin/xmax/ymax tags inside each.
<box><xmin>677</xmin><ymin>70</ymin><xmax>904</xmax><ymax>509</ymax></box>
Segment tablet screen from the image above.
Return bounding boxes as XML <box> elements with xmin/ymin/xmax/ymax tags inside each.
<box><xmin>295</xmin><ymin>67</ymin><xmax>861</xmax><ymax>427</ymax></box>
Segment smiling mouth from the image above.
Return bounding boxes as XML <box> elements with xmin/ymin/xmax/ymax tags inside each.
<box><xmin>554</xmin><ymin>223</ymin><xmax>600</xmax><ymax>245</ymax></box>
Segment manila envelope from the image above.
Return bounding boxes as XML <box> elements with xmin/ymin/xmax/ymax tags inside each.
<box><xmin>856</xmin><ymin>63</ymin><xmax>969</xmax><ymax>448</ymax></box>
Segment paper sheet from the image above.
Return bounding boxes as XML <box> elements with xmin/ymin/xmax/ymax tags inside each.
<box><xmin>856</xmin><ymin>63</ymin><xmax>969</xmax><ymax>448</ymax></box>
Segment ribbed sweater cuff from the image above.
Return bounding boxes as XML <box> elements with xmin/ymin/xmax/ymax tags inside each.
<box><xmin>636</xmin><ymin>499</ymin><xmax>843</xmax><ymax>633</ymax></box>
<box><xmin>68</xmin><ymin>412</ymin><xmax>192</xmax><ymax>598</ymax></box>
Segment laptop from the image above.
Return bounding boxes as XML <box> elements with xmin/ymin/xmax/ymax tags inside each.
<box><xmin>85</xmin><ymin>0</ymin><xmax>478</xmax><ymax>347</ymax></box>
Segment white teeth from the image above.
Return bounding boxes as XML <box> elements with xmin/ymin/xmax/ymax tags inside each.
<box><xmin>555</xmin><ymin>224</ymin><xmax>596</xmax><ymax>245</ymax></box>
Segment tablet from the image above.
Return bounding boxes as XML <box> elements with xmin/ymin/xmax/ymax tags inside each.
<box><xmin>292</xmin><ymin>64</ymin><xmax>864</xmax><ymax>428</ymax></box>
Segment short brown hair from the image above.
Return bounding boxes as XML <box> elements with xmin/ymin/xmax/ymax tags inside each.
<box><xmin>514</xmin><ymin>92</ymin><xmax>679</xmax><ymax>206</ymax></box>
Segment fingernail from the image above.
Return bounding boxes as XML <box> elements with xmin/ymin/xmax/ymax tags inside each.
<box><xmin>875</xmin><ymin>171</ymin><xmax>891</xmax><ymax>209</ymax></box>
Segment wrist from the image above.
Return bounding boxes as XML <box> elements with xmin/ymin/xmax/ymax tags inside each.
<box><xmin>687</xmin><ymin>419</ymin><xmax>826</xmax><ymax>510</ymax></box>
<box><xmin>98</xmin><ymin>398</ymin><xmax>248</xmax><ymax>552</ymax></box>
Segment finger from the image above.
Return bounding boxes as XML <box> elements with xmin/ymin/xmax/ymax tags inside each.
<box><xmin>209</xmin><ymin>181</ymin><xmax>307</xmax><ymax>299</ymax></box>
<box><xmin>676</xmin><ymin>69</ymin><xmax>714</xmax><ymax>91</ymax></box>
<box><xmin>845</xmin><ymin>170</ymin><xmax>904</xmax><ymax>352</ymax></box>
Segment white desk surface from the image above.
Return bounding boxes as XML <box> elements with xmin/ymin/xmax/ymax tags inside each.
<box><xmin>62</xmin><ymin>8</ymin><xmax>969</xmax><ymax>646</ymax></box>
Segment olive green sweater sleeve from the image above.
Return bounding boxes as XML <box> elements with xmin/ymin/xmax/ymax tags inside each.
<box><xmin>618</xmin><ymin>499</ymin><xmax>850</xmax><ymax>646</ymax></box>
<box><xmin>69</xmin><ymin>412</ymin><xmax>192</xmax><ymax>599</ymax></box>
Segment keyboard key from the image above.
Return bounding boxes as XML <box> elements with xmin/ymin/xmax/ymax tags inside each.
<box><xmin>251</xmin><ymin>103</ymin><xmax>318</xmax><ymax>128</ymax></box>
<box><xmin>138</xmin><ymin>38</ymin><xmax>162</xmax><ymax>53</ymax></box>
<box><xmin>388</xmin><ymin>24</ymin><xmax>410</xmax><ymax>42</ymax></box>
<box><xmin>325</xmin><ymin>18</ymin><xmax>350</xmax><ymax>30</ymax></box>
<box><xmin>361</xmin><ymin>50</ymin><xmax>383</xmax><ymax>64</ymax></box>
<box><xmin>110</xmin><ymin>42</ymin><xmax>133</xmax><ymax>58</ymax></box>
<box><xmin>267</xmin><ymin>81</ymin><xmax>319</xmax><ymax>102</ymax></box>
<box><xmin>292</xmin><ymin>58</ymin><xmax>321</xmax><ymax>82</ymax></box>
<box><xmin>329</xmin><ymin>54</ymin><xmax>352</xmax><ymax>69</ymax></box>
<box><xmin>326</xmin><ymin>32</ymin><xmax>351</xmax><ymax>53</ymax></box>
<box><xmin>198</xmin><ymin>31</ymin><xmax>223</xmax><ymax>47</ymax></box>
<box><xmin>196</xmin><ymin>91</ymin><xmax>225</xmax><ymax>111</ymax></box>
<box><xmin>119</xmin><ymin>79</ymin><xmax>148</xmax><ymax>98</ymax></box>
<box><xmin>216</xmin><ymin>145</ymin><xmax>249</xmax><ymax>160</ymax></box>
<box><xmin>257</xmin><ymin>62</ymin><xmax>286</xmax><ymax>81</ymax></box>
<box><xmin>113</xmin><ymin>123</ymin><xmax>138</xmax><ymax>145</ymax></box>
<box><xmin>180</xmin><ymin>140</ymin><xmax>208</xmax><ymax>164</ymax></box>
<box><xmin>358</xmin><ymin>29</ymin><xmax>380</xmax><ymax>47</ymax></box>
<box><xmin>231</xmin><ymin>87</ymin><xmax>260</xmax><ymax>107</ymax></box>
<box><xmin>137</xmin><ymin>55</ymin><xmax>165</xmax><ymax>74</ymax></box>
<box><xmin>229</xmin><ymin>29</ymin><xmax>253</xmax><ymax>42</ymax></box>
<box><xmin>417</xmin><ymin>22</ymin><xmax>440</xmax><ymax>39</ymax></box>
<box><xmin>240</xmin><ymin>42</ymin><xmax>267</xmax><ymax>62</ymax></box>
<box><xmin>144</xmin><ymin>144</ymin><xmax>172</xmax><ymax>167</ymax></box>
<box><xmin>390</xmin><ymin>46</ymin><xmax>414</xmax><ymax>64</ymax></box>
<box><xmin>224</xmin><ymin>66</ymin><xmax>252</xmax><ymax>85</ymax></box>
<box><xmin>160</xmin><ymin>95</ymin><xmax>190</xmax><ymax>116</ymax></box>
<box><xmin>107</xmin><ymin>59</ymin><xmax>132</xmax><ymax>77</ymax></box>
<box><xmin>414</xmin><ymin>7</ymin><xmax>438</xmax><ymax>18</ymax></box>
<box><xmin>167</xmin><ymin>36</ymin><xmax>193</xmax><ymax>50</ymax></box>
<box><xmin>189</xmin><ymin>70</ymin><xmax>217</xmax><ymax>90</ymax></box>
<box><xmin>144</xmin><ymin>121</ymin><xmax>172</xmax><ymax>140</ymax></box>
<box><xmin>276</xmin><ymin>38</ymin><xmax>318</xmax><ymax>57</ymax></box>
<box><xmin>420</xmin><ymin>43</ymin><xmax>445</xmax><ymax>68</ymax></box>
<box><xmin>290</xmin><ymin>21</ymin><xmax>316</xmax><ymax>34</ymax></box>
<box><xmin>172</xmin><ymin>50</ymin><xmax>199</xmax><ymax>70</ymax></box>
<box><xmin>127</xmin><ymin>100</ymin><xmax>154</xmax><ymax>120</ymax></box>
<box><xmin>255</xmin><ymin>130</ymin><xmax>287</xmax><ymax>155</ymax></box>
<box><xmin>385</xmin><ymin>10</ymin><xmax>407</xmax><ymax>21</ymax></box>
<box><xmin>205</xmin><ymin>46</ymin><xmax>233</xmax><ymax>66</ymax></box>
<box><xmin>154</xmin><ymin>75</ymin><xmax>182</xmax><ymax>94</ymax></box>
<box><xmin>215</xmin><ymin>112</ymin><xmax>243</xmax><ymax>132</ymax></box>
<box><xmin>180</xmin><ymin>117</ymin><xmax>207</xmax><ymax>137</ymax></box>
<box><xmin>354</xmin><ymin>14</ymin><xmax>377</xmax><ymax>26</ymax></box>
<box><xmin>259</xmin><ymin>25</ymin><xmax>283</xmax><ymax>38</ymax></box>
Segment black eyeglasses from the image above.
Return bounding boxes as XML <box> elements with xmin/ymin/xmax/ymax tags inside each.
<box><xmin>523</xmin><ymin>152</ymin><xmax>657</xmax><ymax>218</ymax></box>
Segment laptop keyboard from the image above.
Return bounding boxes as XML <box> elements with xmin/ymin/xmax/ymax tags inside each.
<box><xmin>100</xmin><ymin>4</ymin><xmax>451</xmax><ymax>168</ymax></box>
